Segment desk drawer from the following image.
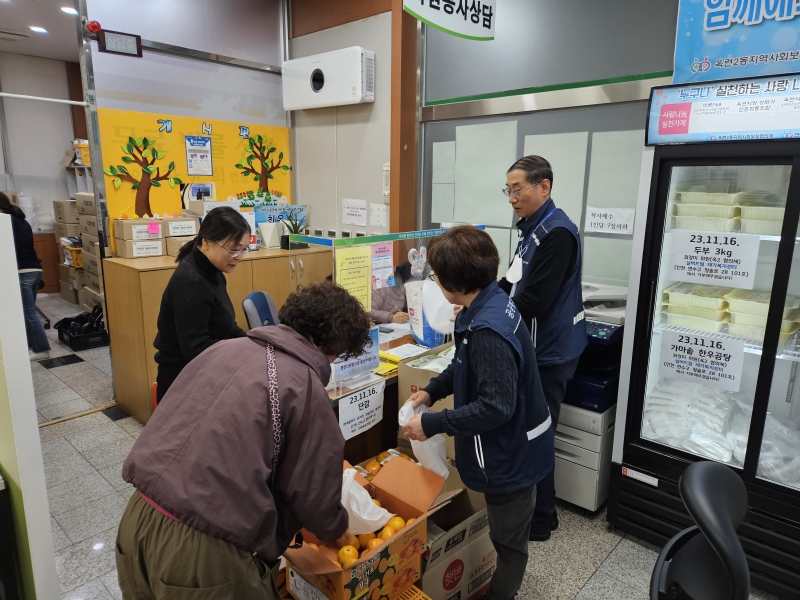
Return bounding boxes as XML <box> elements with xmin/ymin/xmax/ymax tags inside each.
<box><xmin>555</xmin><ymin>423</ymin><xmax>602</xmax><ymax>453</ymax></box>
<box><xmin>555</xmin><ymin>438</ymin><xmax>600</xmax><ymax>470</ymax></box>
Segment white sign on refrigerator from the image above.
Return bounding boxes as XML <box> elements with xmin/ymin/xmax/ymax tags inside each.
<box><xmin>659</xmin><ymin>330</ymin><xmax>744</xmax><ymax>392</ymax></box>
<box><xmin>667</xmin><ymin>231</ymin><xmax>760</xmax><ymax>289</ymax></box>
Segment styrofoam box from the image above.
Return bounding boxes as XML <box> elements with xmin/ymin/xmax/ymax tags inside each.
<box><xmin>740</xmin><ymin>219</ymin><xmax>782</xmax><ymax>236</ymax></box>
<box><xmin>725</xmin><ymin>289</ymin><xmax>800</xmax><ymax>318</ymax></box>
<box><xmin>664</xmin><ymin>283</ymin><xmax>731</xmax><ymax>310</ymax></box>
<box><xmin>729</xmin><ymin>311</ymin><xmax>800</xmax><ymax>332</ymax></box>
<box><xmin>665</xmin><ymin>304</ymin><xmax>728</xmax><ymax>322</ymax></box>
<box><xmin>674</xmin><ymin>216</ymin><xmax>739</xmax><ymax>232</ymax></box>
<box><xmin>739</xmin><ymin>206</ymin><xmax>784</xmax><ymax>221</ymax></box>
<box><xmin>676</xmin><ymin>192</ymin><xmax>737</xmax><ymax>206</ymax></box>
<box><xmin>666</xmin><ymin>313</ymin><xmax>728</xmax><ymax>333</ymax></box>
<box><xmin>674</xmin><ymin>204</ymin><xmax>739</xmax><ymax>218</ymax></box>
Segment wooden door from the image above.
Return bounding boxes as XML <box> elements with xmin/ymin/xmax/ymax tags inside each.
<box><xmin>251</xmin><ymin>256</ymin><xmax>295</xmax><ymax>309</ymax></box>
<box><xmin>296</xmin><ymin>251</ymin><xmax>333</xmax><ymax>288</ymax></box>
<box><xmin>224</xmin><ymin>262</ymin><xmax>253</xmax><ymax>330</ymax></box>
<box><xmin>33</xmin><ymin>233</ymin><xmax>60</xmax><ymax>293</ymax></box>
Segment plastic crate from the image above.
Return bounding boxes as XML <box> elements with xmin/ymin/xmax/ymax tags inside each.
<box><xmin>395</xmin><ymin>587</ymin><xmax>432</xmax><ymax>600</ymax></box>
<box><xmin>58</xmin><ymin>327</ymin><xmax>109</xmax><ymax>351</ymax></box>
<box><xmin>65</xmin><ymin>246</ymin><xmax>83</xmax><ymax>268</ymax></box>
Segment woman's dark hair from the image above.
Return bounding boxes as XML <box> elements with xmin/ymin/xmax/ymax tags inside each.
<box><xmin>0</xmin><ymin>192</ymin><xmax>25</xmax><ymax>220</ymax></box>
<box><xmin>395</xmin><ymin>262</ymin><xmax>412</xmax><ymax>285</ymax></box>
<box><xmin>279</xmin><ymin>281</ymin><xmax>372</xmax><ymax>359</ymax></box>
<box><xmin>176</xmin><ymin>206</ymin><xmax>250</xmax><ymax>262</ymax></box>
<box><xmin>427</xmin><ymin>226</ymin><xmax>499</xmax><ymax>294</ymax></box>
<box><xmin>507</xmin><ymin>155</ymin><xmax>554</xmax><ymax>190</ymax></box>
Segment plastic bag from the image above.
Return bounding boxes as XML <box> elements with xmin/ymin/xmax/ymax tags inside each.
<box><xmin>398</xmin><ymin>403</ymin><xmax>449</xmax><ymax>479</ymax></box>
<box><xmin>682</xmin><ymin>423</ymin><xmax>733</xmax><ymax>464</ymax></box>
<box><xmin>341</xmin><ymin>469</ymin><xmax>393</xmax><ymax>535</ymax></box>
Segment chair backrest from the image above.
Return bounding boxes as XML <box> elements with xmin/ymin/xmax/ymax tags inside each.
<box><xmin>651</xmin><ymin>461</ymin><xmax>750</xmax><ymax>600</ymax></box>
<box><xmin>243</xmin><ymin>291</ymin><xmax>280</xmax><ymax>330</ymax></box>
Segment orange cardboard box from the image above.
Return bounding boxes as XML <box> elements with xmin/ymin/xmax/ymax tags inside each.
<box><xmin>285</xmin><ymin>457</ymin><xmax>457</xmax><ymax>600</ymax></box>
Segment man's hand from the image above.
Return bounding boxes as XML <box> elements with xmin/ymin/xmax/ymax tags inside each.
<box><xmin>403</xmin><ymin>414</ymin><xmax>427</xmax><ymax>442</ymax></box>
<box><xmin>406</xmin><ymin>390</ymin><xmax>431</xmax><ymax>409</ymax></box>
<box><xmin>450</xmin><ymin>305</ymin><xmax>463</xmax><ymax>322</ymax></box>
<box><xmin>391</xmin><ymin>311</ymin><xmax>409</xmax><ymax>324</ymax></box>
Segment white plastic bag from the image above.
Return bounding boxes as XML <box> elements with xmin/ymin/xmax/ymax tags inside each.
<box><xmin>398</xmin><ymin>403</ymin><xmax>449</xmax><ymax>479</ymax></box>
<box><xmin>341</xmin><ymin>469</ymin><xmax>393</xmax><ymax>535</ymax></box>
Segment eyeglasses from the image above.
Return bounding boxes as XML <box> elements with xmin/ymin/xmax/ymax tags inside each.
<box><xmin>502</xmin><ymin>181</ymin><xmax>541</xmax><ymax>198</ymax></box>
<box><xmin>213</xmin><ymin>239</ymin><xmax>250</xmax><ymax>259</ymax></box>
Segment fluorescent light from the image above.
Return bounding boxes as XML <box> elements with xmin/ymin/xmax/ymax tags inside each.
<box><xmin>61</xmin><ymin>7</ymin><xmax>79</xmax><ymax>15</ymax></box>
<box><xmin>29</xmin><ymin>26</ymin><xmax>48</xmax><ymax>33</ymax></box>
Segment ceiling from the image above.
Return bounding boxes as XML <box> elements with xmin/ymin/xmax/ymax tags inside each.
<box><xmin>0</xmin><ymin>0</ymin><xmax>81</xmax><ymax>63</ymax></box>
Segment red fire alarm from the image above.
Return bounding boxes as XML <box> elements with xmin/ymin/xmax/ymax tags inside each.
<box><xmin>87</xmin><ymin>21</ymin><xmax>102</xmax><ymax>33</ymax></box>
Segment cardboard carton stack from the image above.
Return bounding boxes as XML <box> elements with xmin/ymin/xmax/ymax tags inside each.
<box><xmin>113</xmin><ymin>218</ymin><xmax>164</xmax><ymax>258</ymax></box>
<box><xmin>161</xmin><ymin>216</ymin><xmax>199</xmax><ymax>257</ymax></box>
<box><xmin>53</xmin><ymin>199</ymin><xmax>81</xmax><ymax>303</ymax></box>
<box><xmin>75</xmin><ymin>193</ymin><xmax>107</xmax><ymax>321</ymax></box>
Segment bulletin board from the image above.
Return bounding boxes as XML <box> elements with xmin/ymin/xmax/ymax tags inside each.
<box><xmin>97</xmin><ymin>107</ymin><xmax>293</xmax><ymax>226</ymax></box>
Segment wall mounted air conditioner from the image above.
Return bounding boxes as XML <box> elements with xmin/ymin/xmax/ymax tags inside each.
<box><xmin>282</xmin><ymin>46</ymin><xmax>375</xmax><ymax>111</ymax></box>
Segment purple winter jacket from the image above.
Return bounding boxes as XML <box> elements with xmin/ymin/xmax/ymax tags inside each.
<box><xmin>367</xmin><ymin>284</ymin><xmax>407</xmax><ymax>323</ymax></box>
<box><xmin>122</xmin><ymin>325</ymin><xmax>348</xmax><ymax>564</ymax></box>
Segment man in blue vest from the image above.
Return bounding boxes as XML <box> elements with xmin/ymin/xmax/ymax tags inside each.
<box><xmin>499</xmin><ymin>155</ymin><xmax>587</xmax><ymax>541</ymax></box>
<box><xmin>403</xmin><ymin>226</ymin><xmax>554</xmax><ymax>600</ymax></box>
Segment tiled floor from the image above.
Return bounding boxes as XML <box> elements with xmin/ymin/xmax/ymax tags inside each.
<box><xmin>32</xmin><ymin>293</ymin><xmax>114</xmax><ymax>424</ymax></box>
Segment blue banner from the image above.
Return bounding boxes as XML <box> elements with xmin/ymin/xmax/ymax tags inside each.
<box><xmin>674</xmin><ymin>0</ymin><xmax>800</xmax><ymax>84</ymax></box>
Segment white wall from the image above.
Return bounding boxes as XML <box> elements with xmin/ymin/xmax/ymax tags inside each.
<box><xmin>0</xmin><ymin>53</ymin><xmax>74</xmax><ymax>224</ymax></box>
<box><xmin>290</xmin><ymin>12</ymin><xmax>392</xmax><ymax>236</ymax></box>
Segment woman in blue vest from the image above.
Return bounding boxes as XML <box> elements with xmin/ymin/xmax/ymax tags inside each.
<box><xmin>403</xmin><ymin>226</ymin><xmax>554</xmax><ymax>600</ymax></box>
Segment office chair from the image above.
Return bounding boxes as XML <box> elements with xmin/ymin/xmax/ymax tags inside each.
<box><xmin>243</xmin><ymin>291</ymin><xmax>280</xmax><ymax>330</ymax></box>
<box><xmin>650</xmin><ymin>461</ymin><xmax>750</xmax><ymax>600</ymax></box>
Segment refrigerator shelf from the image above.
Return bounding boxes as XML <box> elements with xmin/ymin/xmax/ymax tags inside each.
<box><xmin>654</xmin><ymin>321</ymin><xmax>800</xmax><ymax>362</ymax></box>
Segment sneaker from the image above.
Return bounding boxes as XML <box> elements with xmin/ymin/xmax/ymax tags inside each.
<box><xmin>29</xmin><ymin>349</ymin><xmax>50</xmax><ymax>361</ymax></box>
<box><xmin>550</xmin><ymin>512</ymin><xmax>559</xmax><ymax>531</ymax></box>
<box><xmin>529</xmin><ymin>521</ymin><xmax>551</xmax><ymax>541</ymax></box>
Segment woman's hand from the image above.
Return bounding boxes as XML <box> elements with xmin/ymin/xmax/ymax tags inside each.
<box><xmin>406</xmin><ymin>390</ymin><xmax>431</xmax><ymax>409</ymax></box>
<box><xmin>391</xmin><ymin>311</ymin><xmax>409</xmax><ymax>324</ymax></box>
<box><xmin>402</xmin><ymin>414</ymin><xmax>427</xmax><ymax>442</ymax></box>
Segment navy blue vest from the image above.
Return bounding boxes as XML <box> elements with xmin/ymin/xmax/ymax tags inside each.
<box><xmin>512</xmin><ymin>198</ymin><xmax>587</xmax><ymax>366</ymax></box>
<box><xmin>452</xmin><ymin>282</ymin><xmax>554</xmax><ymax>494</ymax></box>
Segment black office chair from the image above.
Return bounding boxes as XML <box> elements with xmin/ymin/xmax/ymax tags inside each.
<box><xmin>650</xmin><ymin>461</ymin><xmax>750</xmax><ymax>600</ymax></box>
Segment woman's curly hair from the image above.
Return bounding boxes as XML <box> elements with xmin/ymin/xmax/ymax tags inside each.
<box><xmin>278</xmin><ymin>281</ymin><xmax>372</xmax><ymax>359</ymax></box>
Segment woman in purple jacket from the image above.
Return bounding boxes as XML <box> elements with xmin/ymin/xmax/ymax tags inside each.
<box><xmin>368</xmin><ymin>262</ymin><xmax>412</xmax><ymax>324</ymax></box>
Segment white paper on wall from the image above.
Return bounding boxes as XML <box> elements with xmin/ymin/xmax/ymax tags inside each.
<box><xmin>485</xmin><ymin>227</ymin><xmax>513</xmax><ymax>271</ymax></box>
<box><xmin>342</xmin><ymin>198</ymin><xmax>368</xmax><ymax>227</ymax></box>
<box><xmin>587</xmin><ymin>130</ymin><xmax>645</xmax><ymax>210</ymax></box>
<box><xmin>582</xmin><ymin>236</ymin><xmax>633</xmax><ymax>287</ymax></box>
<box><xmin>454</xmin><ymin>121</ymin><xmax>517</xmax><ymax>227</ymax></box>
<box><xmin>432</xmin><ymin>141</ymin><xmax>456</xmax><ymax>184</ymax></box>
<box><xmin>431</xmin><ymin>184</ymin><xmax>455</xmax><ymax>223</ymax></box>
<box><xmin>523</xmin><ymin>132</ymin><xmax>588</xmax><ymax>228</ymax></box>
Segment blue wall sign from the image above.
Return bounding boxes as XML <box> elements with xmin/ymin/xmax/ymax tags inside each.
<box><xmin>674</xmin><ymin>0</ymin><xmax>800</xmax><ymax>84</ymax></box>
<box><xmin>647</xmin><ymin>74</ymin><xmax>800</xmax><ymax>145</ymax></box>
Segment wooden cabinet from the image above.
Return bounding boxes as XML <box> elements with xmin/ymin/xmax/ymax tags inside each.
<box><xmin>33</xmin><ymin>233</ymin><xmax>60</xmax><ymax>293</ymax></box>
<box><xmin>104</xmin><ymin>247</ymin><xmax>332</xmax><ymax>424</ymax></box>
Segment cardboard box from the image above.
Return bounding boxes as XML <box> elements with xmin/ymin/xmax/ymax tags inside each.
<box><xmin>60</xmin><ymin>280</ymin><xmax>78</xmax><ymax>304</ymax></box>
<box><xmin>55</xmin><ymin>222</ymin><xmax>81</xmax><ymax>240</ymax></box>
<box><xmin>161</xmin><ymin>216</ymin><xmax>200</xmax><ymax>238</ymax></box>
<box><xmin>58</xmin><ymin>263</ymin><xmax>71</xmax><ymax>283</ymax></box>
<box><xmin>285</xmin><ymin>458</ymin><xmax>451</xmax><ymax>600</ymax></box>
<box><xmin>114</xmin><ymin>218</ymin><xmax>164</xmax><ymax>241</ymax></box>
<box><xmin>398</xmin><ymin>343</ymin><xmax>455</xmax><ymax>459</ymax></box>
<box><xmin>187</xmin><ymin>199</ymin><xmax>241</xmax><ymax>216</ymax></box>
<box><xmin>115</xmin><ymin>239</ymin><xmax>164</xmax><ymax>259</ymax></box>
<box><xmin>86</xmin><ymin>271</ymin><xmax>103</xmax><ymax>295</ymax></box>
<box><xmin>80</xmin><ymin>287</ymin><xmax>104</xmax><ymax>314</ymax></box>
<box><xmin>79</xmin><ymin>214</ymin><xmax>99</xmax><ymax>238</ymax></box>
<box><xmin>75</xmin><ymin>192</ymin><xmax>97</xmax><ymax>216</ymax></box>
<box><xmin>69</xmin><ymin>267</ymin><xmax>85</xmax><ymax>290</ymax></box>
<box><xmin>421</xmin><ymin>531</ymin><xmax>494</xmax><ymax>600</ymax></box>
<box><xmin>83</xmin><ymin>251</ymin><xmax>101</xmax><ymax>276</ymax></box>
<box><xmin>54</xmin><ymin>200</ymin><xmax>79</xmax><ymax>224</ymax></box>
<box><xmin>1</xmin><ymin>191</ymin><xmax>18</xmax><ymax>206</ymax></box>
<box><xmin>166</xmin><ymin>236</ymin><xmax>195</xmax><ymax>257</ymax></box>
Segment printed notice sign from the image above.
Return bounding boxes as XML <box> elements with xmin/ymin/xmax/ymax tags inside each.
<box><xmin>185</xmin><ymin>136</ymin><xmax>213</xmax><ymax>176</ymax></box>
<box><xmin>339</xmin><ymin>381</ymin><xmax>386</xmax><ymax>441</ymax></box>
<box><xmin>667</xmin><ymin>231</ymin><xmax>760</xmax><ymax>289</ymax></box>
<box><xmin>659</xmin><ymin>330</ymin><xmax>744</xmax><ymax>392</ymax></box>
<box><xmin>336</xmin><ymin>246</ymin><xmax>372</xmax><ymax>311</ymax></box>
<box><xmin>585</xmin><ymin>207</ymin><xmax>636</xmax><ymax>235</ymax></box>
<box><xmin>288</xmin><ymin>569</ymin><xmax>328</xmax><ymax>600</ymax></box>
<box><xmin>342</xmin><ymin>198</ymin><xmax>368</xmax><ymax>227</ymax></box>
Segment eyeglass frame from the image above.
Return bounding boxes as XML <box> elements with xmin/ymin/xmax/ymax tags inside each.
<box><xmin>502</xmin><ymin>180</ymin><xmax>547</xmax><ymax>198</ymax></box>
<box><xmin>212</xmin><ymin>238</ymin><xmax>251</xmax><ymax>259</ymax></box>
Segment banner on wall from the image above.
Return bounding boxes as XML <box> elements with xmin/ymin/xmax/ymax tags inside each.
<box><xmin>674</xmin><ymin>0</ymin><xmax>800</xmax><ymax>83</ymax></box>
<box><xmin>403</xmin><ymin>0</ymin><xmax>495</xmax><ymax>41</ymax></box>
<box><xmin>97</xmin><ymin>108</ymin><xmax>293</xmax><ymax>230</ymax></box>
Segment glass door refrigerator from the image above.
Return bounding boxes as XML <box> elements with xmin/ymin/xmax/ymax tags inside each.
<box><xmin>609</xmin><ymin>76</ymin><xmax>800</xmax><ymax>600</ymax></box>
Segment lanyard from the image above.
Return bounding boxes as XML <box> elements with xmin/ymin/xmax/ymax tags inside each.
<box><xmin>518</xmin><ymin>208</ymin><xmax>557</xmax><ymax>259</ymax></box>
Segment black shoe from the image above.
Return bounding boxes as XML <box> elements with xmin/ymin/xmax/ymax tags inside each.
<box><xmin>550</xmin><ymin>512</ymin><xmax>559</xmax><ymax>531</ymax></box>
<box><xmin>529</xmin><ymin>521</ymin><xmax>551</xmax><ymax>541</ymax></box>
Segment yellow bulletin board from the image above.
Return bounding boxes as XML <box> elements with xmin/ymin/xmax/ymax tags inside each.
<box><xmin>97</xmin><ymin>107</ymin><xmax>293</xmax><ymax>227</ymax></box>
<box><xmin>335</xmin><ymin>246</ymin><xmax>372</xmax><ymax>312</ymax></box>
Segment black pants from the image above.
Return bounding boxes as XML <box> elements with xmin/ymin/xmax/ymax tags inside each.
<box><xmin>156</xmin><ymin>365</ymin><xmax>182</xmax><ymax>403</ymax></box>
<box><xmin>485</xmin><ymin>485</ymin><xmax>537</xmax><ymax>600</ymax></box>
<box><xmin>530</xmin><ymin>356</ymin><xmax>580</xmax><ymax>528</ymax></box>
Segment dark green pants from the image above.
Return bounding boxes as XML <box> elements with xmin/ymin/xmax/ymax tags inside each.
<box><xmin>116</xmin><ymin>492</ymin><xmax>280</xmax><ymax>600</ymax></box>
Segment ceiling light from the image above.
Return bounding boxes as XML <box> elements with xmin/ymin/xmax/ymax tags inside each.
<box><xmin>61</xmin><ymin>7</ymin><xmax>79</xmax><ymax>15</ymax></box>
<box><xmin>29</xmin><ymin>26</ymin><xmax>48</xmax><ymax>34</ymax></box>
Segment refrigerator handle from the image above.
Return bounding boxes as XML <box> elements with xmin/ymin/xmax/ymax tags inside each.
<box><xmin>646</xmin><ymin>280</ymin><xmax>656</xmax><ymax>338</ymax></box>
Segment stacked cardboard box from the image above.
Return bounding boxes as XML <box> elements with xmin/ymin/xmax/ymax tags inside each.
<box><xmin>54</xmin><ymin>200</ymin><xmax>80</xmax><ymax>265</ymax></box>
<box><xmin>1</xmin><ymin>191</ymin><xmax>19</xmax><ymax>205</ymax></box>
<box><xmin>113</xmin><ymin>218</ymin><xmax>164</xmax><ymax>258</ymax></box>
<box><xmin>161</xmin><ymin>216</ymin><xmax>199</xmax><ymax>257</ymax></box>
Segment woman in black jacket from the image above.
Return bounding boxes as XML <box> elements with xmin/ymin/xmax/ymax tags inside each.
<box><xmin>154</xmin><ymin>207</ymin><xmax>250</xmax><ymax>402</ymax></box>
<box><xmin>1</xmin><ymin>192</ymin><xmax>51</xmax><ymax>360</ymax></box>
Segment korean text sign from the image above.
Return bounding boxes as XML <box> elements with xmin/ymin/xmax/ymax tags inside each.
<box><xmin>659</xmin><ymin>330</ymin><xmax>744</xmax><ymax>392</ymax></box>
<box><xmin>667</xmin><ymin>231</ymin><xmax>760</xmax><ymax>289</ymax></box>
<box><xmin>674</xmin><ymin>0</ymin><xmax>800</xmax><ymax>83</ymax></box>
<box><xmin>403</xmin><ymin>0</ymin><xmax>496</xmax><ymax>41</ymax></box>
<box><xmin>647</xmin><ymin>75</ymin><xmax>800</xmax><ymax>144</ymax></box>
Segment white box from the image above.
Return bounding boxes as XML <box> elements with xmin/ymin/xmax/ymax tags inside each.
<box><xmin>187</xmin><ymin>200</ymin><xmax>241</xmax><ymax>216</ymax></box>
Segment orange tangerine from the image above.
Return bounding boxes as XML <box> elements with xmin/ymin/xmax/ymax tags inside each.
<box><xmin>344</xmin><ymin>533</ymin><xmax>360</xmax><ymax>550</ymax></box>
<box><xmin>365</xmin><ymin>461</ymin><xmax>382</xmax><ymax>475</ymax></box>
<box><xmin>337</xmin><ymin>545</ymin><xmax>359</xmax><ymax>566</ymax></box>
<box><xmin>405</xmin><ymin>517</ymin><xmax>416</xmax><ymax>526</ymax></box>
<box><xmin>376</xmin><ymin>451</ymin><xmax>392</xmax><ymax>462</ymax></box>
<box><xmin>387</xmin><ymin>516</ymin><xmax>405</xmax><ymax>532</ymax></box>
<box><xmin>365</xmin><ymin>474</ymin><xmax>375</xmax><ymax>482</ymax></box>
<box><xmin>341</xmin><ymin>557</ymin><xmax>358</xmax><ymax>569</ymax></box>
<box><xmin>367</xmin><ymin>538</ymin><xmax>384</xmax><ymax>550</ymax></box>
<box><xmin>398</xmin><ymin>454</ymin><xmax>412</xmax><ymax>461</ymax></box>
<box><xmin>358</xmin><ymin>533</ymin><xmax>376</xmax><ymax>547</ymax></box>
<box><xmin>372</xmin><ymin>499</ymin><xmax>382</xmax><ymax>507</ymax></box>
<box><xmin>378</xmin><ymin>526</ymin><xmax>395</xmax><ymax>541</ymax></box>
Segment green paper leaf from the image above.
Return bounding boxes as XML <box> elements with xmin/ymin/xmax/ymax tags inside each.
<box><xmin>168</xmin><ymin>178</ymin><xmax>175</xmax><ymax>188</ymax></box>
<box><xmin>132</xmin><ymin>182</ymin><xmax>140</xmax><ymax>190</ymax></box>
<box><xmin>257</xmin><ymin>135</ymin><xmax>263</xmax><ymax>144</ymax></box>
<box><xmin>267</xmin><ymin>173</ymin><xmax>274</xmax><ymax>179</ymax></box>
<box><xmin>241</xmin><ymin>170</ymin><xmax>250</xmax><ymax>176</ymax></box>
<box><xmin>142</xmin><ymin>148</ymin><xmax>151</xmax><ymax>158</ymax></box>
<box><xmin>264</xmin><ymin>160</ymin><xmax>272</xmax><ymax>169</ymax></box>
<box><xmin>114</xmin><ymin>178</ymin><xmax>121</xmax><ymax>189</ymax></box>
<box><xmin>143</xmin><ymin>166</ymin><xmax>154</xmax><ymax>175</ymax></box>
<box><xmin>134</xmin><ymin>137</ymin><xmax>143</xmax><ymax>146</ymax></box>
<box><xmin>168</xmin><ymin>161</ymin><xmax>175</xmax><ymax>171</ymax></box>
<box><xmin>235</xmin><ymin>163</ymin><xmax>243</xmax><ymax>169</ymax></box>
<box><xmin>247</xmin><ymin>155</ymin><xmax>256</xmax><ymax>164</ymax></box>
<box><xmin>151</xmin><ymin>180</ymin><xmax>161</xmax><ymax>187</ymax></box>
<box><xmin>157</xmin><ymin>151</ymin><xmax>165</xmax><ymax>159</ymax></box>
<box><xmin>269</xmin><ymin>147</ymin><xmax>276</xmax><ymax>153</ymax></box>
<box><xmin>117</xmin><ymin>165</ymin><xmax>128</xmax><ymax>174</ymax></box>
<box><xmin>279</xmin><ymin>152</ymin><xmax>283</xmax><ymax>160</ymax></box>
<box><xmin>142</xmin><ymin>137</ymin><xmax>150</xmax><ymax>147</ymax></box>
<box><xmin>109</xmin><ymin>166</ymin><xmax>118</xmax><ymax>175</ymax></box>
<box><xmin>172</xmin><ymin>177</ymin><xmax>183</xmax><ymax>185</ymax></box>
<box><xmin>253</xmin><ymin>175</ymin><xmax>261</xmax><ymax>181</ymax></box>
<box><xmin>128</xmin><ymin>136</ymin><xmax>137</xmax><ymax>147</ymax></box>
<box><xmin>103</xmin><ymin>168</ymin><xmax>114</xmax><ymax>176</ymax></box>
<box><xmin>122</xmin><ymin>145</ymin><xmax>130</xmax><ymax>155</ymax></box>
<box><xmin>122</xmin><ymin>156</ymin><xmax>134</xmax><ymax>163</ymax></box>
<box><xmin>281</xmin><ymin>165</ymin><xmax>289</xmax><ymax>172</ymax></box>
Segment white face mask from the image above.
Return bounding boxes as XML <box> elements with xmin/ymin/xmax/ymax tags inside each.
<box><xmin>505</xmin><ymin>254</ymin><xmax>524</xmax><ymax>284</ymax></box>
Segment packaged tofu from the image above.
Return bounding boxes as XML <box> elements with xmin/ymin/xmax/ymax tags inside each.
<box><xmin>663</xmin><ymin>283</ymin><xmax>732</xmax><ymax>310</ymax></box>
<box><xmin>724</xmin><ymin>289</ymin><xmax>800</xmax><ymax>318</ymax></box>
